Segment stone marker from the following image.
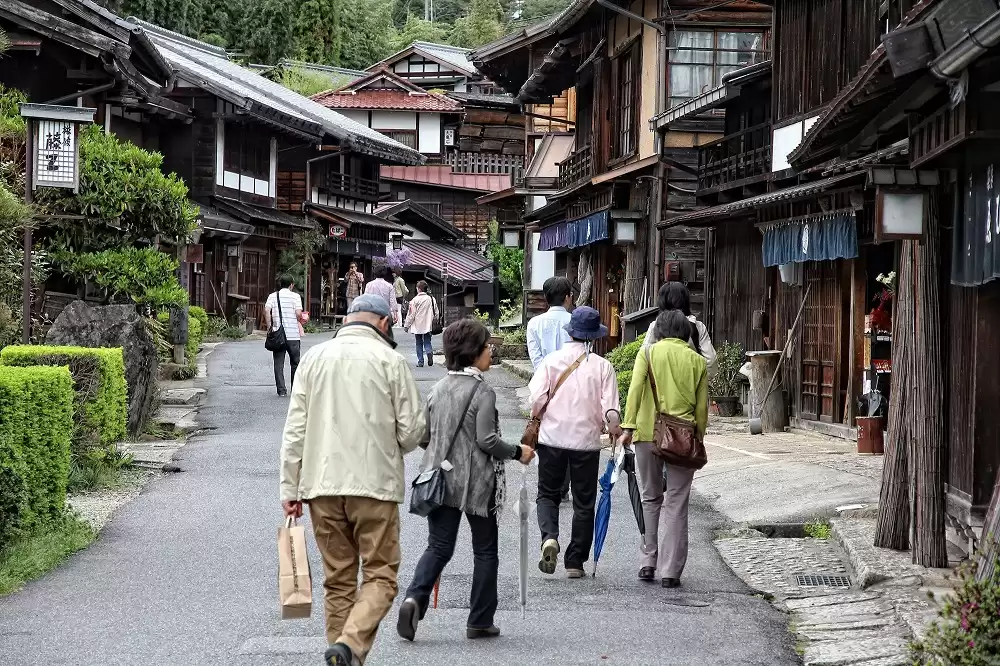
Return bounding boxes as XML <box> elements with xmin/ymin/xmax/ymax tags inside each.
<box><xmin>47</xmin><ymin>300</ymin><xmax>158</xmax><ymax>436</ymax></box>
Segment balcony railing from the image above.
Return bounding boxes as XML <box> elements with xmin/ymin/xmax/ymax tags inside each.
<box><xmin>697</xmin><ymin>123</ymin><xmax>772</xmax><ymax>192</ymax></box>
<box><xmin>447</xmin><ymin>151</ymin><xmax>524</xmax><ymax>174</ymax></box>
<box><xmin>319</xmin><ymin>171</ymin><xmax>380</xmax><ymax>202</ymax></box>
<box><xmin>557</xmin><ymin>144</ymin><xmax>593</xmax><ymax>190</ymax></box>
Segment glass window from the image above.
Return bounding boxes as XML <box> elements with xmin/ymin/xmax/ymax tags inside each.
<box><xmin>380</xmin><ymin>130</ymin><xmax>417</xmax><ymax>149</ymax></box>
<box><xmin>613</xmin><ymin>45</ymin><xmax>639</xmax><ymax>159</ymax></box>
<box><xmin>668</xmin><ymin>30</ymin><xmax>766</xmax><ymax>109</ymax></box>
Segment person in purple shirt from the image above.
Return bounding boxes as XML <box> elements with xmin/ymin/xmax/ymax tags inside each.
<box><xmin>364</xmin><ymin>265</ymin><xmax>400</xmax><ymax>325</ymax></box>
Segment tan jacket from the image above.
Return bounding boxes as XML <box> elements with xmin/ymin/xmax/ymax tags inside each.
<box><xmin>280</xmin><ymin>323</ymin><xmax>429</xmax><ymax>503</ymax></box>
<box><xmin>404</xmin><ymin>292</ymin><xmax>435</xmax><ymax>335</ymax></box>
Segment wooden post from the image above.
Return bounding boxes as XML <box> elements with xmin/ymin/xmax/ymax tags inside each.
<box><xmin>910</xmin><ymin>196</ymin><xmax>947</xmax><ymax>568</ymax></box>
<box><xmin>875</xmin><ymin>241</ymin><xmax>913</xmax><ymax>550</ymax></box>
<box><xmin>749</xmin><ymin>351</ymin><xmax>787</xmax><ymax>432</ymax></box>
<box><xmin>22</xmin><ymin>118</ymin><xmax>33</xmax><ymax>344</ymax></box>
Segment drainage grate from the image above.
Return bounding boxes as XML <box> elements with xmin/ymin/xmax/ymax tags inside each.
<box><xmin>794</xmin><ymin>574</ymin><xmax>852</xmax><ymax>588</ymax></box>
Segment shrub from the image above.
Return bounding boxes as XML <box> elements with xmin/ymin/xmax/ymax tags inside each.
<box><xmin>607</xmin><ymin>334</ymin><xmax>645</xmax><ymax>414</ymax></box>
<box><xmin>0</xmin><ymin>345</ymin><xmax>127</xmax><ymax>447</ymax></box>
<box><xmin>911</xmin><ymin>556</ymin><xmax>1000</xmax><ymax>664</ymax></box>
<box><xmin>188</xmin><ymin>306</ymin><xmax>208</xmax><ymax>332</ymax></box>
<box><xmin>221</xmin><ymin>324</ymin><xmax>247</xmax><ymax>340</ymax></box>
<box><xmin>203</xmin><ymin>316</ymin><xmax>226</xmax><ymax>339</ymax></box>
<box><xmin>55</xmin><ymin>247</ymin><xmax>188</xmax><ymax>309</ymax></box>
<box><xmin>0</xmin><ymin>365</ymin><xmax>74</xmax><ymax>548</ymax></box>
<box><xmin>186</xmin><ymin>316</ymin><xmax>202</xmax><ymax>361</ymax></box>
<box><xmin>709</xmin><ymin>341</ymin><xmax>745</xmax><ymax>398</ymax></box>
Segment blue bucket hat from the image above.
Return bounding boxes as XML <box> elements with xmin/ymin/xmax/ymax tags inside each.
<box><xmin>563</xmin><ymin>306</ymin><xmax>608</xmax><ymax>341</ymax></box>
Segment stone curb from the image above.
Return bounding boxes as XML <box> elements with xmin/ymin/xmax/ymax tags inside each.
<box><xmin>501</xmin><ymin>359</ymin><xmax>533</xmax><ymax>382</ymax></box>
<box><xmin>831</xmin><ymin>518</ymin><xmax>885</xmax><ymax>589</ymax></box>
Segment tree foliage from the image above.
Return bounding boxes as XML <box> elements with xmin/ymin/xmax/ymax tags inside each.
<box><xmin>450</xmin><ymin>0</ymin><xmax>505</xmax><ymax>48</ymax></box>
<box><xmin>485</xmin><ymin>220</ymin><xmax>522</xmax><ymax>301</ymax></box>
<box><xmin>55</xmin><ymin>247</ymin><xmax>189</xmax><ymax>308</ymax></box>
<box><xmin>37</xmin><ymin>125</ymin><xmax>198</xmax><ymax>254</ymax></box>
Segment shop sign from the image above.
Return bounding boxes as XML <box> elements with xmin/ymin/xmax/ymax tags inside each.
<box><xmin>329</xmin><ymin>224</ymin><xmax>347</xmax><ymax>239</ymax></box>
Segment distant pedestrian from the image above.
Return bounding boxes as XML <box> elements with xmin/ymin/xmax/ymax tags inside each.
<box><xmin>397</xmin><ymin>318</ymin><xmax>534</xmax><ymax>642</ymax></box>
<box><xmin>526</xmin><ymin>276</ymin><xmax>575</xmax><ymax>501</ymax></box>
<box><xmin>621</xmin><ymin>309</ymin><xmax>708</xmax><ymax>589</ymax></box>
<box><xmin>526</xmin><ymin>276</ymin><xmax>573</xmax><ymax>370</ymax></box>
<box><xmin>528</xmin><ymin>306</ymin><xmax>620</xmax><ymax>579</ymax></box>
<box><xmin>394</xmin><ymin>269</ymin><xmax>410</xmax><ymax>321</ymax></box>
<box><xmin>365</xmin><ymin>265</ymin><xmax>400</xmax><ymax>325</ymax></box>
<box><xmin>263</xmin><ymin>274</ymin><xmax>303</xmax><ymax>397</ymax></box>
<box><xmin>280</xmin><ymin>293</ymin><xmax>429</xmax><ymax>666</ymax></box>
<box><xmin>344</xmin><ymin>262</ymin><xmax>364</xmax><ymax>313</ymax></box>
<box><xmin>404</xmin><ymin>280</ymin><xmax>435</xmax><ymax>367</ymax></box>
<box><xmin>642</xmin><ymin>281</ymin><xmax>716</xmax><ymax>373</ymax></box>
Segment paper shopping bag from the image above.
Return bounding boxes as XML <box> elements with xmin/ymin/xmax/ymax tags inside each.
<box><xmin>278</xmin><ymin>517</ymin><xmax>312</xmax><ymax>619</ymax></box>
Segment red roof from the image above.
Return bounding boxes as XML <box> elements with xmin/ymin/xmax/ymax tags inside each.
<box><xmin>311</xmin><ymin>89</ymin><xmax>461</xmax><ymax>111</ymax></box>
<box><xmin>380</xmin><ymin>166</ymin><xmax>509</xmax><ymax>193</ymax></box>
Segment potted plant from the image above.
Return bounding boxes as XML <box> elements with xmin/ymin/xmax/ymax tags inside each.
<box><xmin>709</xmin><ymin>341</ymin><xmax>745</xmax><ymax>417</ymax></box>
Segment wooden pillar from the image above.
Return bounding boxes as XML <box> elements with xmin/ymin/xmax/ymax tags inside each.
<box><xmin>748</xmin><ymin>350</ymin><xmax>787</xmax><ymax>432</ymax></box>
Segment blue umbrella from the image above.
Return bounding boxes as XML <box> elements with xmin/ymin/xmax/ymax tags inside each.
<box><xmin>591</xmin><ymin>456</ymin><xmax>617</xmax><ymax>577</ymax></box>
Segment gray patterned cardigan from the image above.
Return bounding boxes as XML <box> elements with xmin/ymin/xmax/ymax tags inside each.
<box><xmin>420</xmin><ymin>372</ymin><xmax>518</xmax><ymax>518</ymax></box>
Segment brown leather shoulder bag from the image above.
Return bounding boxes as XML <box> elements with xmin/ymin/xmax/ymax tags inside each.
<box><xmin>644</xmin><ymin>347</ymin><xmax>708</xmax><ymax>470</ymax></box>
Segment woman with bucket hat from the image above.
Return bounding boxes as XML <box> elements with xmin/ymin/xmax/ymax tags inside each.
<box><xmin>527</xmin><ymin>306</ymin><xmax>621</xmax><ymax>579</ymax></box>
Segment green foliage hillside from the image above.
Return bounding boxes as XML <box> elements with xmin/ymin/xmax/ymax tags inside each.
<box><xmin>114</xmin><ymin>0</ymin><xmax>572</xmax><ymax>67</ymax></box>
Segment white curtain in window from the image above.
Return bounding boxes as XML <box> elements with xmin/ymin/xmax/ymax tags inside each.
<box><xmin>669</xmin><ymin>31</ymin><xmax>715</xmax><ymax>103</ymax></box>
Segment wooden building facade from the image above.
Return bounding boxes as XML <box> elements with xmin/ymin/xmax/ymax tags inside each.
<box><xmin>473</xmin><ymin>0</ymin><xmax>771</xmax><ymax>337</ymax></box>
<box><xmin>789</xmin><ymin>0</ymin><xmax>1000</xmax><ymax>554</ymax></box>
<box><xmin>0</xmin><ymin>1</ymin><xmax>423</xmax><ymax>330</ymax></box>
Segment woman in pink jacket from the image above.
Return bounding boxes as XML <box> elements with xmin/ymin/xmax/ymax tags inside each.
<box><xmin>404</xmin><ymin>280</ymin><xmax>437</xmax><ymax>367</ymax></box>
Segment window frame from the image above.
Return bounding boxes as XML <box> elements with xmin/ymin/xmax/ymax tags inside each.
<box><xmin>611</xmin><ymin>40</ymin><xmax>640</xmax><ymax>162</ymax></box>
<box><xmin>378</xmin><ymin>129</ymin><xmax>418</xmax><ymax>150</ymax></box>
<box><xmin>666</xmin><ymin>28</ymin><xmax>767</xmax><ymax>110</ymax></box>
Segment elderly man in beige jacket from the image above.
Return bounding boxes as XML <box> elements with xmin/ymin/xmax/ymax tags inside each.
<box><xmin>280</xmin><ymin>294</ymin><xmax>428</xmax><ymax>666</ymax></box>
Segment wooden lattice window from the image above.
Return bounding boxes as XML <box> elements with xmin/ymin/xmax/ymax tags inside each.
<box><xmin>612</xmin><ymin>44</ymin><xmax>639</xmax><ymax>160</ymax></box>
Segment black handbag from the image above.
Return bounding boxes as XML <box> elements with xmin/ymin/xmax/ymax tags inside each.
<box><xmin>430</xmin><ymin>292</ymin><xmax>444</xmax><ymax>336</ymax></box>
<box><xmin>409</xmin><ymin>384</ymin><xmax>479</xmax><ymax>517</ymax></box>
<box><xmin>264</xmin><ymin>291</ymin><xmax>288</xmax><ymax>352</ymax></box>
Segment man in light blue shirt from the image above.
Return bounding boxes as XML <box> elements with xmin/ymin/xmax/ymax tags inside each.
<box><xmin>526</xmin><ymin>275</ymin><xmax>574</xmax><ymax>502</ymax></box>
<box><xmin>527</xmin><ymin>276</ymin><xmax>574</xmax><ymax>370</ymax></box>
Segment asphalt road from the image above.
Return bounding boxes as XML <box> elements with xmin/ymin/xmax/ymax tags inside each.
<box><xmin>0</xmin><ymin>331</ymin><xmax>799</xmax><ymax>665</ymax></box>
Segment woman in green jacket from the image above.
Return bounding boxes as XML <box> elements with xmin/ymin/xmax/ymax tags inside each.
<box><xmin>620</xmin><ymin>309</ymin><xmax>708</xmax><ymax>588</ymax></box>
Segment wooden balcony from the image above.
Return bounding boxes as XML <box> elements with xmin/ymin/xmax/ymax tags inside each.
<box><xmin>557</xmin><ymin>144</ymin><xmax>593</xmax><ymax>190</ymax></box>
<box><xmin>697</xmin><ymin>123</ymin><xmax>772</xmax><ymax>193</ymax></box>
<box><xmin>318</xmin><ymin>170</ymin><xmax>380</xmax><ymax>202</ymax></box>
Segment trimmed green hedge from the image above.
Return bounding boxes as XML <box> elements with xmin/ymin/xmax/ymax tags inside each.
<box><xmin>0</xmin><ymin>346</ymin><xmax>127</xmax><ymax>446</ymax></box>
<box><xmin>0</xmin><ymin>365</ymin><xmax>74</xmax><ymax>547</ymax></box>
<box><xmin>188</xmin><ymin>306</ymin><xmax>208</xmax><ymax>332</ymax></box>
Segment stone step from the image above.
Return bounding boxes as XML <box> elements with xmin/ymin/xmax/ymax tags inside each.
<box><xmin>153</xmin><ymin>405</ymin><xmax>199</xmax><ymax>434</ymax></box>
<box><xmin>160</xmin><ymin>388</ymin><xmax>205</xmax><ymax>406</ymax></box>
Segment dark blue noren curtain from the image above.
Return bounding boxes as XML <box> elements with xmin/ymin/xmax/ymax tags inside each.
<box><xmin>952</xmin><ymin>163</ymin><xmax>1000</xmax><ymax>287</ymax></box>
<box><xmin>762</xmin><ymin>212</ymin><xmax>859</xmax><ymax>267</ymax></box>
<box><xmin>538</xmin><ymin>222</ymin><xmax>567</xmax><ymax>251</ymax></box>
<box><xmin>566</xmin><ymin>210</ymin><xmax>610</xmax><ymax>248</ymax></box>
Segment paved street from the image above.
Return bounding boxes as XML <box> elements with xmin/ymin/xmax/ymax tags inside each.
<box><xmin>0</xmin><ymin>332</ymin><xmax>798</xmax><ymax>665</ymax></box>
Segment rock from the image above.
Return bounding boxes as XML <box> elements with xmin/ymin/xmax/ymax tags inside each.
<box><xmin>46</xmin><ymin>300</ymin><xmax>158</xmax><ymax>436</ymax></box>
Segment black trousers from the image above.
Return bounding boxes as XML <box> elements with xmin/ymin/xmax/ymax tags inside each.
<box><xmin>272</xmin><ymin>339</ymin><xmax>301</xmax><ymax>393</ymax></box>
<box><xmin>536</xmin><ymin>444</ymin><xmax>601</xmax><ymax>569</ymax></box>
<box><xmin>404</xmin><ymin>505</ymin><xmax>499</xmax><ymax>629</ymax></box>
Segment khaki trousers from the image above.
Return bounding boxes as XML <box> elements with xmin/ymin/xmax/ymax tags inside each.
<box><xmin>634</xmin><ymin>442</ymin><xmax>695</xmax><ymax>579</ymax></box>
<box><xmin>308</xmin><ymin>496</ymin><xmax>400</xmax><ymax>662</ymax></box>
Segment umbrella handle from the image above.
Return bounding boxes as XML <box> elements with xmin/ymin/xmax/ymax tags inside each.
<box><xmin>433</xmin><ymin>578</ymin><xmax>440</xmax><ymax>609</ymax></box>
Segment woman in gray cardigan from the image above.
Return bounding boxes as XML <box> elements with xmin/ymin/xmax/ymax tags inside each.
<box><xmin>397</xmin><ymin>318</ymin><xmax>534</xmax><ymax>642</ymax></box>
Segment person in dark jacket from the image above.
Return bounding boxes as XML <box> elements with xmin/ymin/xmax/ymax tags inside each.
<box><xmin>397</xmin><ymin>319</ymin><xmax>534</xmax><ymax>642</ymax></box>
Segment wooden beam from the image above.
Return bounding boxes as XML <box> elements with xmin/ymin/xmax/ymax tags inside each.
<box><xmin>842</xmin><ymin>75</ymin><xmax>942</xmax><ymax>157</ymax></box>
<box><xmin>0</xmin><ymin>0</ymin><xmax>116</xmax><ymax>57</ymax></box>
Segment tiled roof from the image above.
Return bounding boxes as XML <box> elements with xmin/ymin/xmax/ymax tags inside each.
<box><xmin>402</xmin><ymin>240</ymin><xmax>494</xmax><ymax>283</ymax></box>
<box><xmin>306</xmin><ymin>204</ymin><xmax>411</xmax><ymax>233</ymax></box>
<box><xmin>214</xmin><ymin>197</ymin><xmax>316</xmax><ymax>230</ymax></box>
<box><xmin>372</xmin><ymin>41</ymin><xmax>478</xmax><ymax>77</ymax></box>
<box><xmin>134</xmin><ymin>20</ymin><xmax>424</xmax><ymax>165</ymax></box>
<box><xmin>379</xmin><ymin>166</ymin><xmax>510</xmax><ymax>193</ymax></box>
<box><xmin>659</xmin><ymin>172</ymin><xmax>866</xmax><ymax>228</ymax></box>
<box><xmin>312</xmin><ymin>89</ymin><xmax>461</xmax><ymax>111</ymax></box>
<box><xmin>376</xmin><ymin>200</ymin><xmax>462</xmax><ymax>240</ymax></box>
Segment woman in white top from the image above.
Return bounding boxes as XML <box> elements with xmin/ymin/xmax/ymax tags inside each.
<box><xmin>641</xmin><ymin>282</ymin><xmax>716</xmax><ymax>373</ymax></box>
